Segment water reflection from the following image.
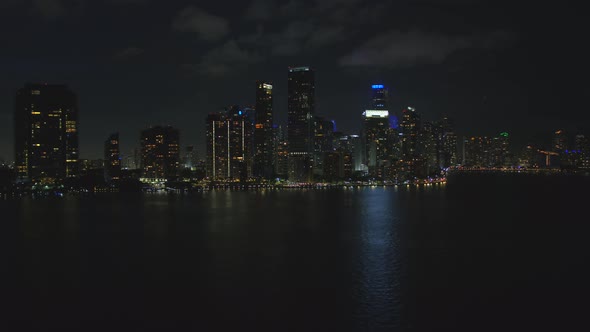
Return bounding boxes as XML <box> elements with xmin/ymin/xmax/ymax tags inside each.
<box><xmin>355</xmin><ymin>188</ymin><xmax>401</xmax><ymax>330</ymax></box>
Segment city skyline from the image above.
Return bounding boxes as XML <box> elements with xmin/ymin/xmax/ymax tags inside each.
<box><xmin>0</xmin><ymin>1</ymin><xmax>579</xmax><ymax>161</ymax></box>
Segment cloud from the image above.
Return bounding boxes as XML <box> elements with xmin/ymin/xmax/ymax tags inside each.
<box><xmin>305</xmin><ymin>25</ymin><xmax>345</xmax><ymax>49</ymax></box>
<box><xmin>340</xmin><ymin>30</ymin><xmax>512</xmax><ymax>68</ymax></box>
<box><xmin>270</xmin><ymin>20</ymin><xmax>314</xmax><ymax>56</ymax></box>
<box><xmin>172</xmin><ymin>6</ymin><xmax>229</xmax><ymax>41</ymax></box>
<box><xmin>191</xmin><ymin>40</ymin><xmax>262</xmax><ymax>76</ymax></box>
<box><xmin>245</xmin><ymin>0</ymin><xmax>276</xmax><ymax>20</ymax></box>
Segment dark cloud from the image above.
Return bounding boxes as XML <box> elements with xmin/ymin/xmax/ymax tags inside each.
<box><xmin>172</xmin><ymin>6</ymin><xmax>230</xmax><ymax>41</ymax></box>
<box><xmin>340</xmin><ymin>29</ymin><xmax>514</xmax><ymax>68</ymax></box>
<box><xmin>190</xmin><ymin>40</ymin><xmax>262</xmax><ymax>76</ymax></box>
<box><xmin>244</xmin><ymin>0</ymin><xmax>276</xmax><ymax>21</ymax></box>
<box><xmin>270</xmin><ymin>20</ymin><xmax>314</xmax><ymax>56</ymax></box>
<box><xmin>305</xmin><ymin>25</ymin><xmax>346</xmax><ymax>49</ymax></box>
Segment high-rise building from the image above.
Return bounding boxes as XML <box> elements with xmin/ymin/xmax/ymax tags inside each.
<box><xmin>312</xmin><ymin>116</ymin><xmax>335</xmax><ymax>177</ymax></box>
<box><xmin>435</xmin><ymin>116</ymin><xmax>458</xmax><ymax>168</ymax></box>
<box><xmin>400</xmin><ymin>107</ymin><xmax>421</xmax><ymax>159</ymax></box>
<box><xmin>491</xmin><ymin>132</ymin><xmax>510</xmax><ymax>167</ymax></box>
<box><xmin>371</xmin><ymin>84</ymin><xmax>388</xmax><ymax>110</ymax></box>
<box><xmin>140</xmin><ymin>126</ymin><xmax>180</xmax><ymax>180</ymax></box>
<box><xmin>274</xmin><ymin>125</ymin><xmax>289</xmax><ymax>179</ymax></box>
<box><xmin>464</xmin><ymin>136</ymin><xmax>493</xmax><ymax>167</ymax></box>
<box><xmin>419</xmin><ymin>121</ymin><xmax>438</xmax><ymax>176</ymax></box>
<box><xmin>205</xmin><ymin>106</ymin><xmax>254</xmax><ymax>181</ymax></box>
<box><xmin>363</xmin><ymin>109</ymin><xmax>390</xmax><ymax>178</ymax></box>
<box><xmin>104</xmin><ymin>133</ymin><xmax>121</xmax><ymax>182</ymax></box>
<box><xmin>14</xmin><ymin>83</ymin><xmax>79</xmax><ymax>184</ymax></box>
<box><xmin>206</xmin><ymin>112</ymin><xmax>229</xmax><ymax>180</ymax></box>
<box><xmin>288</xmin><ymin>66</ymin><xmax>315</xmax><ymax>182</ymax></box>
<box><xmin>227</xmin><ymin>106</ymin><xmax>254</xmax><ymax>181</ymax></box>
<box><xmin>253</xmin><ymin>81</ymin><xmax>274</xmax><ymax>179</ymax></box>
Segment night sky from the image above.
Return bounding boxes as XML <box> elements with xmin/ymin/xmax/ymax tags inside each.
<box><xmin>0</xmin><ymin>0</ymin><xmax>585</xmax><ymax>160</ymax></box>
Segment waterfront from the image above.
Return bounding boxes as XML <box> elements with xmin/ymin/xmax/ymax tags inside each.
<box><xmin>0</xmin><ymin>174</ymin><xmax>586</xmax><ymax>331</ymax></box>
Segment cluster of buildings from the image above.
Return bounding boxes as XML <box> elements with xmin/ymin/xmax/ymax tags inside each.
<box><xmin>6</xmin><ymin>70</ymin><xmax>590</xmax><ymax>190</ymax></box>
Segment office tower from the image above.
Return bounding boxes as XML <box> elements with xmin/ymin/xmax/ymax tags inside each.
<box><xmin>227</xmin><ymin>106</ymin><xmax>254</xmax><ymax>181</ymax></box>
<box><xmin>14</xmin><ymin>83</ymin><xmax>79</xmax><ymax>184</ymax></box>
<box><xmin>104</xmin><ymin>133</ymin><xmax>121</xmax><ymax>182</ymax></box>
<box><xmin>253</xmin><ymin>81</ymin><xmax>274</xmax><ymax>179</ymax></box>
<box><xmin>574</xmin><ymin>133</ymin><xmax>589</xmax><ymax>169</ymax></box>
<box><xmin>274</xmin><ymin>125</ymin><xmax>289</xmax><ymax>179</ymax></box>
<box><xmin>205</xmin><ymin>106</ymin><xmax>254</xmax><ymax>181</ymax></box>
<box><xmin>435</xmin><ymin>116</ymin><xmax>458</xmax><ymax>168</ymax></box>
<box><xmin>464</xmin><ymin>136</ymin><xmax>494</xmax><ymax>167</ymax></box>
<box><xmin>400</xmin><ymin>107</ymin><xmax>421</xmax><ymax>159</ymax></box>
<box><xmin>312</xmin><ymin>116</ymin><xmax>335</xmax><ymax>177</ymax></box>
<box><xmin>491</xmin><ymin>132</ymin><xmax>510</xmax><ymax>167</ymax></box>
<box><xmin>371</xmin><ymin>84</ymin><xmax>388</xmax><ymax>110</ymax></box>
<box><xmin>518</xmin><ymin>144</ymin><xmax>539</xmax><ymax>168</ymax></box>
<box><xmin>206</xmin><ymin>112</ymin><xmax>229</xmax><ymax>180</ymax></box>
<box><xmin>140</xmin><ymin>126</ymin><xmax>180</xmax><ymax>180</ymax></box>
<box><xmin>419</xmin><ymin>121</ymin><xmax>439</xmax><ymax>176</ymax></box>
<box><xmin>288</xmin><ymin>66</ymin><xmax>315</xmax><ymax>181</ymax></box>
<box><xmin>363</xmin><ymin>109</ymin><xmax>390</xmax><ymax>178</ymax></box>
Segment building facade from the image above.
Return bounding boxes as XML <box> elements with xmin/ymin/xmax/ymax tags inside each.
<box><xmin>104</xmin><ymin>132</ymin><xmax>121</xmax><ymax>182</ymax></box>
<box><xmin>140</xmin><ymin>126</ymin><xmax>180</xmax><ymax>180</ymax></box>
<box><xmin>253</xmin><ymin>81</ymin><xmax>274</xmax><ymax>179</ymax></box>
<box><xmin>206</xmin><ymin>106</ymin><xmax>254</xmax><ymax>181</ymax></box>
<box><xmin>287</xmin><ymin>66</ymin><xmax>315</xmax><ymax>182</ymax></box>
<box><xmin>14</xmin><ymin>83</ymin><xmax>79</xmax><ymax>184</ymax></box>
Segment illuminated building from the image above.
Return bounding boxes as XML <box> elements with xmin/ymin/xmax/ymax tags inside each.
<box><xmin>14</xmin><ymin>83</ymin><xmax>79</xmax><ymax>184</ymax></box>
<box><xmin>371</xmin><ymin>84</ymin><xmax>388</xmax><ymax>110</ymax></box>
<box><xmin>206</xmin><ymin>112</ymin><xmax>228</xmax><ymax>180</ymax></box>
<box><xmin>205</xmin><ymin>106</ymin><xmax>253</xmax><ymax>181</ymax></box>
<box><xmin>227</xmin><ymin>106</ymin><xmax>254</xmax><ymax>181</ymax></box>
<box><xmin>288</xmin><ymin>66</ymin><xmax>315</xmax><ymax>181</ymax></box>
<box><xmin>575</xmin><ymin>133</ymin><xmax>590</xmax><ymax>169</ymax></box>
<box><xmin>104</xmin><ymin>132</ymin><xmax>121</xmax><ymax>182</ymax></box>
<box><xmin>274</xmin><ymin>125</ymin><xmax>289</xmax><ymax>179</ymax></box>
<box><xmin>463</xmin><ymin>136</ymin><xmax>494</xmax><ymax>167</ymax></box>
<box><xmin>491</xmin><ymin>132</ymin><xmax>510</xmax><ymax>167</ymax></box>
<box><xmin>313</xmin><ymin>116</ymin><xmax>335</xmax><ymax>177</ymax></box>
<box><xmin>435</xmin><ymin>117</ymin><xmax>458</xmax><ymax>168</ymax></box>
<box><xmin>400</xmin><ymin>107</ymin><xmax>421</xmax><ymax>159</ymax></box>
<box><xmin>253</xmin><ymin>81</ymin><xmax>274</xmax><ymax>179</ymax></box>
<box><xmin>140</xmin><ymin>126</ymin><xmax>180</xmax><ymax>180</ymax></box>
<box><xmin>363</xmin><ymin>109</ymin><xmax>390</xmax><ymax>178</ymax></box>
<box><xmin>419</xmin><ymin>121</ymin><xmax>438</xmax><ymax>176</ymax></box>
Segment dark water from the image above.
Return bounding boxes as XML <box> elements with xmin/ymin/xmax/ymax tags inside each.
<box><xmin>0</xmin><ymin>174</ymin><xmax>587</xmax><ymax>331</ymax></box>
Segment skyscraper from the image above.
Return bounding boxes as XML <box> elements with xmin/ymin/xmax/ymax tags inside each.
<box><xmin>205</xmin><ymin>106</ymin><xmax>253</xmax><ymax>181</ymax></box>
<box><xmin>104</xmin><ymin>132</ymin><xmax>121</xmax><ymax>182</ymax></box>
<box><xmin>363</xmin><ymin>109</ymin><xmax>390</xmax><ymax>178</ymax></box>
<box><xmin>14</xmin><ymin>83</ymin><xmax>79</xmax><ymax>184</ymax></box>
<box><xmin>371</xmin><ymin>84</ymin><xmax>388</xmax><ymax>110</ymax></box>
<box><xmin>253</xmin><ymin>81</ymin><xmax>274</xmax><ymax>179</ymax></box>
<box><xmin>287</xmin><ymin>66</ymin><xmax>315</xmax><ymax>181</ymax></box>
<box><xmin>206</xmin><ymin>112</ymin><xmax>229</xmax><ymax>180</ymax></box>
<box><xmin>140</xmin><ymin>126</ymin><xmax>180</xmax><ymax>180</ymax></box>
<box><xmin>227</xmin><ymin>106</ymin><xmax>254</xmax><ymax>181</ymax></box>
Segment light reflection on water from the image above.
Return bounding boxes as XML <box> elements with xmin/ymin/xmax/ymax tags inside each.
<box><xmin>2</xmin><ymin>174</ymin><xmax>584</xmax><ymax>331</ymax></box>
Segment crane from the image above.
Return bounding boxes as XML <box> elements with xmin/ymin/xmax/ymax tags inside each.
<box><xmin>538</xmin><ymin>150</ymin><xmax>559</xmax><ymax>167</ymax></box>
